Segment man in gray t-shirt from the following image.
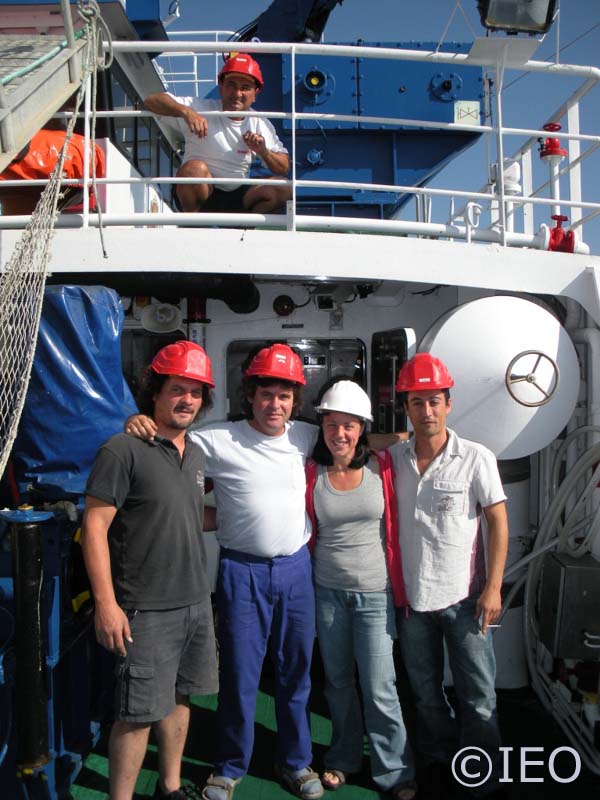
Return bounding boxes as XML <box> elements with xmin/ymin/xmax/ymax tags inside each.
<box><xmin>82</xmin><ymin>341</ymin><xmax>218</xmax><ymax>800</ymax></box>
<box><xmin>126</xmin><ymin>343</ymin><xmax>325</xmax><ymax>800</ymax></box>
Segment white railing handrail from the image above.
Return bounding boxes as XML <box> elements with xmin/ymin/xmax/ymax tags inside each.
<box><xmin>1</xmin><ymin>38</ymin><xmax>598</xmax><ymax>251</ymax></box>
<box><xmin>110</xmin><ymin>38</ymin><xmax>600</xmax><ymax>82</ymax></box>
<box><xmin>0</xmin><ymin>210</ymin><xmax>577</xmax><ymax>253</ymax></box>
<box><xmin>37</xmin><ymin>106</ymin><xmax>599</xmax><ymax>214</ymax></box>
<box><xmin>166</xmin><ymin>31</ymin><xmax>237</xmax><ymax>37</ymax></box>
<box><xmin>1</xmin><ymin>175</ymin><xmax>597</xmax><ymax>211</ymax></box>
<box><xmin>54</xmin><ymin>106</ymin><xmax>600</xmax><ymax>145</ymax></box>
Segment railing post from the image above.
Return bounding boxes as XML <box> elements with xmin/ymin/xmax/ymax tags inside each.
<box><xmin>568</xmin><ymin>102</ymin><xmax>582</xmax><ymax>233</ymax></box>
<box><xmin>522</xmin><ymin>149</ymin><xmax>534</xmax><ymax>235</ymax></box>
<box><xmin>60</xmin><ymin>0</ymin><xmax>80</xmax><ymax>84</ymax></box>
<box><xmin>82</xmin><ymin>75</ymin><xmax>92</xmax><ymax>228</ymax></box>
<box><xmin>493</xmin><ymin>46</ymin><xmax>508</xmax><ymax>247</ymax></box>
<box><xmin>448</xmin><ymin>196</ymin><xmax>455</xmax><ymax>241</ymax></box>
<box><xmin>425</xmin><ymin>194</ymin><xmax>432</xmax><ymax>224</ymax></box>
<box><xmin>0</xmin><ymin>83</ymin><xmax>15</xmax><ymax>153</ymax></box>
<box><xmin>289</xmin><ymin>46</ymin><xmax>297</xmax><ymax>232</ymax></box>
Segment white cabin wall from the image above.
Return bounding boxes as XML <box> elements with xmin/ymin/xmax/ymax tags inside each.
<box><xmin>103</xmin><ymin>140</ymin><xmax>170</xmax><ymax>216</ymax></box>
<box><xmin>196</xmin><ymin>280</ymin><xmax>460</xmax><ymax>422</ymax></box>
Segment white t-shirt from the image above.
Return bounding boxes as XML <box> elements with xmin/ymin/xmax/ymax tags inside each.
<box><xmin>191</xmin><ymin>419</ymin><xmax>318</xmax><ymax>557</ymax></box>
<box><xmin>169</xmin><ymin>96</ymin><xmax>288</xmax><ymax>191</ymax></box>
<box><xmin>389</xmin><ymin>428</ymin><xmax>506</xmax><ymax>612</ymax></box>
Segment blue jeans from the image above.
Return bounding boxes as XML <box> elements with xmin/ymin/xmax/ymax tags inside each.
<box><xmin>316</xmin><ymin>585</ymin><xmax>415</xmax><ymax>791</ymax></box>
<box><xmin>214</xmin><ymin>546</ymin><xmax>315</xmax><ymax>779</ymax></box>
<box><xmin>396</xmin><ymin>597</ymin><xmax>501</xmax><ymax>783</ymax></box>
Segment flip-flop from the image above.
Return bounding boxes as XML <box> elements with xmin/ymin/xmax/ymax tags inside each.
<box><xmin>275</xmin><ymin>765</ymin><xmax>324</xmax><ymax>799</ymax></box>
<box><xmin>321</xmin><ymin>769</ymin><xmax>346</xmax><ymax>791</ymax></box>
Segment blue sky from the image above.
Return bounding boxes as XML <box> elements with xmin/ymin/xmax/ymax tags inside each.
<box><xmin>165</xmin><ymin>0</ymin><xmax>599</xmax><ymax>253</ymax></box>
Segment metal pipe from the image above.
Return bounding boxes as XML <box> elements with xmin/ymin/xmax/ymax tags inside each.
<box><xmin>290</xmin><ymin>46</ymin><xmax>297</xmax><ymax>232</ymax></box>
<box><xmin>106</xmin><ymin>40</ymin><xmax>600</xmax><ymax>85</ymax></box>
<box><xmin>60</xmin><ymin>0</ymin><xmax>76</xmax><ymax>51</ymax></box>
<box><xmin>63</xmin><ymin>107</ymin><xmax>600</xmax><ymax>144</ymax></box>
<box><xmin>1</xmin><ymin>174</ymin><xmax>597</xmax><ymax>216</ymax></box>
<box><xmin>0</xmin><ymin>210</ymin><xmax>584</xmax><ymax>252</ymax></box>
<box><xmin>0</xmin><ymin>82</ymin><xmax>14</xmax><ymax>152</ymax></box>
<box><xmin>82</xmin><ymin>76</ymin><xmax>92</xmax><ymax>227</ymax></box>
<box><xmin>549</xmin><ymin>159</ymin><xmax>562</xmax><ymax>217</ymax></box>
<box><xmin>9</xmin><ymin>515</ymin><xmax>50</xmax><ymax>769</ymax></box>
<box><xmin>493</xmin><ymin>44</ymin><xmax>508</xmax><ymax>246</ymax></box>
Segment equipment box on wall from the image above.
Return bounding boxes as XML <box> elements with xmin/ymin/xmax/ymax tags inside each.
<box><xmin>539</xmin><ymin>551</ymin><xmax>600</xmax><ymax>660</ymax></box>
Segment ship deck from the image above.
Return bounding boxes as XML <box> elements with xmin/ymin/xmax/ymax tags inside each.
<box><xmin>71</xmin><ymin>659</ymin><xmax>600</xmax><ymax>800</ymax></box>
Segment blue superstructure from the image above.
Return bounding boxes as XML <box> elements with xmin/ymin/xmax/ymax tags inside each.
<box><xmin>222</xmin><ymin>39</ymin><xmax>485</xmax><ymax>218</ymax></box>
<box><xmin>273</xmin><ymin>43</ymin><xmax>483</xmax><ymax>216</ymax></box>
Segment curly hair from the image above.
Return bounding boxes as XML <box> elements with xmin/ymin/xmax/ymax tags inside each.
<box><xmin>136</xmin><ymin>366</ymin><xmax>214</xmax><ymax>419</ymax></box>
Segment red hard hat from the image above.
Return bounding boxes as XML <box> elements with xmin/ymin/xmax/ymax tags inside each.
<box><xmin>245</xmin><ymin>343</ymin><xmax>306</xmax><ymax>385</ymax></box>
<box><xmin>151</xmin><ymin>340</ymin><xmax>215</xmax><ymax>387</ymax></box>
<box><xmin>219</xmin><ymin>54</ymin><xmax>264</xmax><ymax>89</ymax></box>
<box><xmin>395</xmin><ymin>353</ymin><xmax>454</xmax><ymax>393</ymax></box>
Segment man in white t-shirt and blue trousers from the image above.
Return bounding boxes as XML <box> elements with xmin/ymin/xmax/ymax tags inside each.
<box><xmin>144</xmin><ymin>54</ymin><xmax>291</xmax><ymax>214</ymax></box>
<box><xmin>197</xmin><ymin>344</ymin><xmax>322</xmax><ymax>800</ymax></box>
<box><xmin>388</xmin><ymin>354</ymin><xmax>509</xmax><ymax>800</ymax></box>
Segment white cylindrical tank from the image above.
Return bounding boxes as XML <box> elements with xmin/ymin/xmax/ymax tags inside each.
<box><xmin>420</xmin><ymin>296</ymin><xmax>580</xmax><ymax>459</ymax></box>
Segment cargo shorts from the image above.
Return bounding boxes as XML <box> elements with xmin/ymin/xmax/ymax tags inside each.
<box><xmin>115</xmin><ymin>601</ymin><xmax>218</xmax><ymax>723</ymax></box>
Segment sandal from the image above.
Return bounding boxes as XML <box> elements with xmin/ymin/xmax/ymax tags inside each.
<box><xmin>201</xmin><ymin>775</ymin><xmax>239</xmax><ymax>800</ymax></box>
<box><xmin>275</xmin><ymin>764</ymin><xmax>324</xmax><ymax>799</ymax></box>
<box><xmin>321</xmin><ymin>769</ymin><xmax>346</xmax><ymax>791</ymax></box>
<box><xmin>390</xmin><ymin>779</ymin><xmax>418</xmax><ymax>800</ymax></box>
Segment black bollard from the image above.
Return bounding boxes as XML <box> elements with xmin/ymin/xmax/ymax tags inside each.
<box><xmin>10</xmin><ymin>510</ymin><xmax>51</xmax><ymax>769</ymax></box>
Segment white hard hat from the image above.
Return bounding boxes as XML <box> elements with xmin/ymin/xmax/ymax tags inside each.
<box><xmin>315</xmin><ymin>380</ymin><xmax>373</xmax><ymax>422</ymax></box>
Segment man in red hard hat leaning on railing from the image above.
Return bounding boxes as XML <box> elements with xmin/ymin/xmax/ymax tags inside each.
<box><xmin>144</xmin><ymin>53</ymin><xmax>291</xmax><ymax>214</ymax></box>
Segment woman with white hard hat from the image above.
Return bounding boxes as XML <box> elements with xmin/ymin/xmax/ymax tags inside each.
<box><xmin>305</xmin><ymin>378</ymin><xmax>417</xmax><ymax>800</ymax></box>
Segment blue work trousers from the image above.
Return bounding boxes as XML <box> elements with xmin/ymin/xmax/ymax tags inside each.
<box><xmin>214</xmin><ymin>545</ymin><xmax>315</xmax><ymax>779</ymax></box>
<box><xmin>316</xmin><ymin>586</ymin><xmax>415</xmax><ymax>791</ymax></box>
<box><xmin>396</xmin><ymin>597</ymin><xmax>502</xmax><ymax>784</ymax></box>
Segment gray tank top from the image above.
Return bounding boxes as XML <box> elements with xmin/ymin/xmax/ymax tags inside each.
<box><xmin>313</xmin><ymin>460</ymin><xmax>390</xmax><ymax>592</ymax></box>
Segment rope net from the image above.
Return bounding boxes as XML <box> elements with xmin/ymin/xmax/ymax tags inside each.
<box><xmin>0</xmin><ymin>1</ymin><xmax>109</xmax><ymax>485</ymax></box>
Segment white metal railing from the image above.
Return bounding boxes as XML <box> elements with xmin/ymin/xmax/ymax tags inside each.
<box><xmin>155</xmin><ymin>30</ymin><xmax>234</xmax><ymax>95</ymax></box>
<box><xmin>0</xmin><ymin>38</ymin><xmax>598</xmax><ymax>253</ymax></box>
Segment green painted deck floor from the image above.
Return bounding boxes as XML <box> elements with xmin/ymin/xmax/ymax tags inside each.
<box><xmin>71</xmin><ymin>675</ymin><xmax>600</xmax><ymax>800</ymax></box>
<box><xmin>71</xmin><ymin>685</ymin><xmax>385</xmax><ymax>800</ymax></box>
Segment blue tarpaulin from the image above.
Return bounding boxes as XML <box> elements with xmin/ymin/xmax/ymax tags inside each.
<box><xmin>12</xmin><ymin>285</ymin><xmax>138</xmax><ymax>498</ymax></box>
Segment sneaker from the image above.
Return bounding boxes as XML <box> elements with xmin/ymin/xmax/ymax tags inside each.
<box><xmin>153</xmin><ymin>783</ymin><xmax>203</xmax><ymax>800</ymax></box>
